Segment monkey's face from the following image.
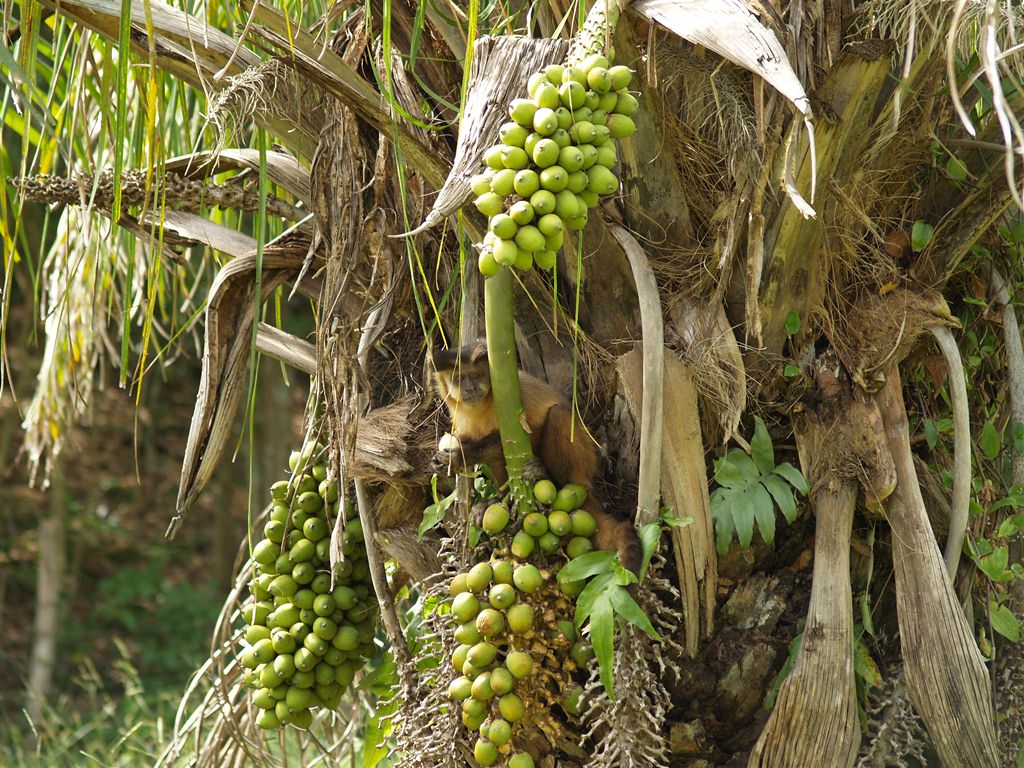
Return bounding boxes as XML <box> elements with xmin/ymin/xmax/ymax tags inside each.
<box><xmin>448</xmin><ymin>369</ymin><xmax>491</xmax><ymax>405</ymax></box>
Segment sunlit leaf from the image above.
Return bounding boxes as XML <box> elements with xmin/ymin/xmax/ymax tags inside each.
<box><xmin>989</xmin><ymin>599</ymin><xmax>1021</xmax><ymax>642</ymax></box>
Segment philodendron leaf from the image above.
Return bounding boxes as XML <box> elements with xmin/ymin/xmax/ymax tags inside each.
<box><xmin>750</xmin><ymin>417</ymin><xmax>776</xmax><ymax>473</ymax></box>
<box><xmin>589</xmin><ymin>595</ymin><xmax>616</xmax><ymax>698</ymax></box>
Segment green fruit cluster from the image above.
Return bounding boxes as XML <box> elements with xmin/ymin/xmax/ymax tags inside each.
<box><xmin>239</xmin><ymin>443</ymin><xmax>377</xmax><ymax>730</ymax></box>
<box><xmin>444</xmin><ymin>480</ymin><xmax>597</xmax><ymax>765</ymax></box>
<box><xmin>472</xmin><ymin>53</ymin><xmax>637</xmax><ymax>277</ymax></box>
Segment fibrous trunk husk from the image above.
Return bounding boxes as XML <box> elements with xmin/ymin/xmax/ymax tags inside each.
<box><xmin>874</xmin><ymin>370</ymin><xmax>999</xmax><ymax>767</ymax></box>
<box><xmin>617</xmin><ymin>347</ymin><xmax>716</xmax><ymax>656</ymax></box>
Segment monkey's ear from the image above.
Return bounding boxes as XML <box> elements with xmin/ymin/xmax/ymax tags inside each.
<box><xmin>468</xmin><ymin>340</ymin><xmax>489</xmax><ymax>364</ymax></box>
<box><xmin>432</xmin><ymin>345</ymin><xmax>460</xmax><ymax>372</ymax></box>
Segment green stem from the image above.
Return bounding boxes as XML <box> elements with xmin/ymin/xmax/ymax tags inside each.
<box><xmin>484</xmin><ymin>267</ymin><xmax>533</xmax><ymax>501</ymax></box>
<box><xmin>565</xmin><ymin>0</ymin><xmax>626</xmax><ymax>66</ymax></box>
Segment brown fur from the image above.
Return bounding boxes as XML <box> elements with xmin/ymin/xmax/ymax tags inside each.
<box><xmin>434</xmin><ymin>341</ymin><xmax>641</xmax><ymax>572</ymax></box>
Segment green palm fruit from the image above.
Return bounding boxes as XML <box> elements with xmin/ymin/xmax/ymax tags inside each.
<box><xmin>514</xmin><ymin>225</ymin><xmax>545</xmax><ymax>253</ymax></box>
<box><xmin>488</xmin><ymin>583</ymin><xmax>516</xmax><ymax>610</ymax></box>
<box><xmin>509</xmin><ymin>200</ymin><xmax>535</xmax><ymax>225</ymax></box>
<box><xmin>513</xmin><ymin>563</ymin><xmax>544</xmax><ymax>594</ymax></box>
<box><xmin>482</xmin><ymin>503</ymin><xmax>510</xmax><ymax>533</ymax></box>
<box><xmin>609</xmin><ymin>65</ymin><xmax>632</xmax><ymax>90</ymax></box>
<box><xmin>533</xmin><ymin>82</ymin><xmax>560</xmax><ymax>110</ymax></box>
<box><xmin>467</xmin><ymin>641</ymin><xmax>499</xmax><ymax>667</ymax></box>
<box><xmin>559</xmin><ymin>80</ymin><xmax>587</xmax><ymax>109</ymax></box>
<box><xmin>532</xmin><ymin>138</ymin><xmax>560</xmax><ymax>168</ymax></box>
<box><xmin>587</xmin><ymin>66</ymin><xmax>612</xmax><ymax>92</ymax></box>
<box><xmin>511</xmin><ymin>530</ymin><xmax>535</xmax><ymax>558</ymax></box>
<box><xmin>505</xmin><ymin>651</ymin><xmax>535</xmax><ymax>679</ymax></box>
<box><xmin>506</xmin><ymin>603</ymin><xmax>535</xmax><ymax>634</ymax></box>
<box><xmin>452</xmin><ymin>592</ymin><xmax>481</xmax><ymax>623</ymax></box>
<box><xmin>514</xmin><ymin>169</ymin><xmax>541</xmax><ymax>197</ymax></box>
<box><xmin>475</xmin><ymin>192</ymin><xmax>503</xmax><ymax>217</ymax></box>
<box><xmin>509</xmin><ymin>98</ymin><xmax>537</xmax><ymax>126</ymax></box>
<box><xmin>532</xmin><ymin>108</ymin><xmax>558</xmax><ymax>135</ymax></box>
<box><xmin>499</xmin><ymin>692</ymin><xmax>525</xmax><ymax>722</ymax></box>
<box><xmin>479</xmin><ymin>250</ymin><xmax>500</xmax><ymax>277</ymax></box>
<box><xmin>534</xmin><ymin>249</ymin><xmax>558</xmax><ymax>270</ymax></box>
<box><xmin>491</xmin><ymin>168</ymin><xmax>516</xmax><ymax>196</ymax></box>
<box><xmin>466</xmin><ymin>562</ymin><xmax>493</xmax><ymax>593</ymax></box>
<box><xmin>470</xmin><ymin>172</ymin><xmax>493</xmax><ymax>195</ymax></box>
<box><xmin>491</xmin><ymin>559</ymin><xmax>514</xmax><ymax>584</ymax></box>
<box><xmin>530</xmin><ymin>189</ymin><xmax>557</xmax><ymax>215</ymax></box>
<box><xmin>490</xmin><ymin>214</ymin><xmax>517</xmax><ymax>240</ymax></box>
<box><xmin>548</xmin><ymin>510</ymin><xmax>572</xmax><ymax>536</ymax></box>
<box><xmin>558</xmin><ymin>146</ymin><xmax>585</xmax><ymax>173</ymax></box>
<box><xmin>449</xmin><ymin>676</ymin><xmax>473</xmax><ymax>700</ymax></box>
<box><xmin>515</xmin><ymin>248</ymin><xmax>533</xmax><ymax>271</ymax></box>
<box><xmin>552</xmin><ymin>128</ymin><xmax>572</xmax><ymax>148</ymax></box>
<box><xmin>474</xmin><ymin>738</ymin><xmax>499</xmax><ymax>766</ymax></box>
<box><xmin>471</xmin><ymin>672</ymin><xmax>496</xmax><ymax>701</ymax></box>
<box><xmin>567</xmin><ymin>536</ymin><xmax>594</xmax><ymax>558</ymax></box>
<box><xmin>493</xmin><ymin>240</ymin><xmax>519</xmax><ymax>266</ymax></box>
<box><xmin>606</xmin><ymin>113</ymin><xmax>636</xmax><ymax>139</ymax></box>
<box><xmin>540</xmin><ymin>166</ymin><xmax>569</xmax><ymax>192</ymax></box>
<box><xmin>488</xmin><ymin>717</ymin><xmax>513</xmax><ymax>746</ymax></box>
<box><xmin>476</xmin><ymin>608</ymin><xmax>506</xmax><ymax>637</ymax></box>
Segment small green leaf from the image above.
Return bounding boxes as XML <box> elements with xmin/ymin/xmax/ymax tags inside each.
<box><xmin>979</xmin><ymin>547</ymin><xmax>1011</xmax><ymax>582</ymax></box>
<box><xmin>981</xmin><ymin>420</ymin><xmax>1001</xmax><ymax>460</ymax></box>
<box><xmin>761</xmin><ymin>474</ymin><xmax>797</xmax><ymax>524</ymax></box>
<box><xmin>558</xmin><ymin>550</ymin><xmax>617</xmax><ymax>583</ymax></box>
<box><xmin>782</xmin><ymin>364</ymin><xmax>801</xmax><ymax>378</ymax></box>
<box><xmin>853</xmin><ymin>638</ymin><xmax>883</xmax><ymax>689</ymax></box>
<box><xmin>946</xmin><ymin>156</ymin><xmax>968</xmax><ymax>182</ymax></box>
<box><xmin>997</xmin><ymin>515</ymin><xmax>1024</xmax><ymax>538</ymax></box>
<box><xmin>638</xmin><ymin>521</ymin><xmax>661</xmax><ymax>579</ymax></box>
<box><xmin>911</xmin><ymin>220</ymin><xmax>934</xmax><ymax>252</ymax></box>
<box><xmin>772</xmin><ymin>462</ymin><xmax>809</xmax><ymax>495</ymax></box>
<box><xmin>859</xmin><ymin>592</ymin><xmax>875</xmax><ymax>637</ymax></box>
<box><xmin>610</xmin><ymin>587</ymin><xmax>660</xmax><ymax>641</ymax></box>
<box><xmin>750</xmin><ymin>482</ymin><xmax>776</xmax><ymax>545</ymax></box>
<box><xmin>784</xmin><ymin>311</ymin><xmax>801</xmax><ymax>335</ymax></box>
<box><xmin>467</xmin><ymin>523</ymin><xmax>483</xmax><ymax>548</ymax></box>
<box><xmin>574</xmin><ymin>571</ymin><xmax>615</xmax><ymax>629</ymax></box>
<box><xmin>731</xmin><ymin>488</ymin><xmax>756</xmax><ymax>549</ymax></box>
<box><xmin>750</xmin><ymin>417</ymin><xmax>776</xmax><ymax>473</ymax></box>
<box><xmin>589</xmin><ymin>596</ymin><xmax>616</xmax><ymax>698</ymax></box>
<box><xmin>419</xmin><ymin>477</ymin><xmax>455</xmax><ymax>537</ymax></box>
<box><xmin>923</xmin><ymin>419</ymin><xmax>938</xmax><ymax>451</ymax></box>
<box><xmin>989</xmin><ymin>600</ymin><xmax>1021</xmax><ymax>642</ymax></box>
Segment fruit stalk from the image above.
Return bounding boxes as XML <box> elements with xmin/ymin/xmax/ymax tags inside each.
<box><xmin>565</xmin><ymin>0</ymin><xmax>627</xmax><ymax>66</ymax></box>
<box><xmin>484</xmin><ymin>267</ymin><xmax>534</xmax><ymax>501</ymax></box>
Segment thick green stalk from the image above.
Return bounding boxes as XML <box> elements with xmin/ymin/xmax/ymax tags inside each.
<box><xmin>565</xmin><ymin>0</ymin><xmax>626</xmax><ymax>65</ymax></box>
<box><xmin>484</xmin><ymin>267</ymin><xmax>533</xmax><ymax>500</ymax></box>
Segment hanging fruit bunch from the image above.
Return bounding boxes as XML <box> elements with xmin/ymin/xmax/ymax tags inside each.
<box><xmin>472</xmin><ymin>50</ymin><xmax>637</xmax><ymax>276</ymax></box>
<box><xmin>238</xmin><ymin>443</ymin><xmax>378</xmax><ymax>730</ymax></box>
<box><xmin>444</xmin><ymin>479</ymin><xmax>600</xmax><ymax>767</ymax></box>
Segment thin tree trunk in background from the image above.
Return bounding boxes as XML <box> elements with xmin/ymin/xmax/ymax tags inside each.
<box><xmin>26</xmin><ymin>467</ymin><xmax>66</xmax><ymax>725</ymax></box>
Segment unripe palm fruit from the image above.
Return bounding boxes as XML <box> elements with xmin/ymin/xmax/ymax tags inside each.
<box><xmin>489</xmin><ymin>667</ymin><xmax>515</xmax><ymax>696</ymax></box>
<box><xmin>533</xmin><ymin>82</ymin><xmax>560</xmax><ymax>110</ymax></box>
<box><xmin>569</xmin><ymin>121</ymin><xmax>596</xmax><ymax>144</ymax></box>
<box><xmin>607</xmin><ymin>114</ymin><xmax>636</xmax><ymax>139</ymax></box>
<box><xmin>452</xmin><ymin>643</ymin><xmax>471</xmax><ymax>672</ymax></box>
<box><xmin>559</xmin><ymin>80</ymin><xmax>587</xmax><ymax>109</ymax></box>
<box><xmin>509</xmin><ymin>200</ymin><xmax>535</xmax><ymax>225</ymax></box>
<box><xmin>544</xmin><ymin>231</ymin><xmax>564</xmax><ymax>251</ymax></box>
<box><xmin>530</xmin><ymin>190</ymin><xmax>557</xmax><ymax>216</ymax></box>
<box><xmin>561</xmin><ymin>684</ymin><xmax>584</xmax><ymax>716</ymax></box>
<box><xmin>523</xmin><ymin>512</ymin><xmax>548</xmax><ymax>537</ymax></box>
<box><xmin>452</xmin><ymin>592</ymin><xmax>481</xmax><ymax>623</ymax></box>
<box><xmin>538</xmin><ymin>532</ymin><xmax>562</xmax><ymax>554</ymax></box>
<box><xmin>474</xmin><ymin>738</ymin><xmax>499</xmax><ymax>766</ymax></box>
<box><xmin>511</xmin><ymin>530</ymin><xmax>535</xmax><ymax>558</ymax></box>
<box><xmin>609</xmin><ymin>65</ymin><xmax>633</xmax><ymax>90</ymax></box>
<box><xmin>490</xmin><ymin>168</ymin><xmax>516</xmax><ymax>197</ymax></box>
<box><xmin>290</xmin><ymin>709</ymin><xmax>313</xmax><ymax>729</ymax></box>
<box><xmin>543</xmin><ymin>64</ymin><xmax>564</xmax><ymax>84</ymax></box>
<box><xmin>615</xmin><ymin>91</ymin><xmax>640</xmax><ymax>116</ymax></box>
<box><xmin>475</xmin><ymin>193</ymin><xmax>503</xmax><ymax>217</ymax></box>
<box><xmin>514</xmin><ymin>225</ymin><xmax>545</xmax><ymax>253</ymax></box>
<box><xmin>566</xmin><ymin>170</ymin><xmax>589</xmax><ymax>194</ymax></box>
<box><xmin>555</xmin><ymin>106</ymin><xmax>573</xmax><ymax>130</ymax></box>
<box><xmin>476</xmin><ymin>607</ymin><xmax>506</xmax><ymax>636</ymax></box>
<box><xmin>505</xmin><ymin>650</ymin><xmax>534</xmax><ymax>679</ymax></box>
<box><xmin>571</xmin><ymin>640</ymin><xmax>595</xmax><ymax>667</ymax></box>
<box><xmin>524</xmin><ymin>132</ymin><xmax>543</xmax><ymax>157</ymax></box>
<box><xmin>506</xmin><ymin>603</ymin><xmax>535</xmax><ymax>634</ymax></box>
<box><xmin>579</xmin><ymin>144</ymin><xmax>598</xmax><ymax>169</ymax></box>
<box><xmin>490</xmin><ymin>214</ymin><xmax>517</xmax><ymax>241</ymax></box>
<box><xmin>467</xmin><ymin>641</ymin><xmax>499</xmax><ymax>667</ymax></box>
<box><xmin>514</xmin><ymin>169</ymin><xmax>541</xmax><ymax>197</ymax></box>
<box><xmin>466</xmin><ymin>562</ymin><xmax>493</xmax><ymax>593</ymax></box>
<box><xmin>570</xmin><ymin>510</ymin><xmax>598</xmax><ymax>537</ymax></box>
<box><xmin>482</xmin><ymin>503</ymin><xmax>510</xmax><ymax>534</ymax></box>
<box><xmin>587</xmin><ymin>66</ymin><xmax>612</xmax><ymax>93</ymax></box>
<box><xmin>532</xmin><ymin>108</ymin><xmax>558</xmax><ymax>135</ymax></box>
<box><xmin>554</xmin><ymin>190</ymin><xmax>580</xmax><ymax>220</ymax></box>
<box><xmin>479</xmin><ymin>249</ymin><xmax>500</xmax><ymax>277</ymax></box>
<box><xmin>488</xmin><ymin>718</ymin><xmax>513</xmax><ymax>746</ymax></box>
<box><xmin>256</xmin><ymin>710</ymin><xmax>281</xmax><ymax>730</ymax></box>
<box><xmin>534</xmin><ymin>249</ymin><xmax>557</xmax><ymax>270</ymax></box>
<box><xmin>567</xmin><ymin>536</ymin><xmax>594</xmax><ymax>558</ymax></box>
<box><xmin>558</xmin><ymin>146</ymin><xmax>585</xmax><ymax>173</ymax></box>
<box><xmin>539</xmin><ymin>166</ymin><xmax>569</xmax><ymax>192</ymax></box>
<box><xmin>471</xmin><ymin>672</ymin><xmax>496</xmax><ymax>701</ymax></box>
<box><xmin>537</xmin><ymin>214</ymin><xmax>563</xmax><ymax>237</ymax></box>
<box><xmin>551</xmin><ymin>128</ymin><xmax>572</xmax><ymax>148</ymax></box>
<box><xmin>527</xmin><ymin>72</ymin><xmax>547</xmax><ymax>98</ymax></box>
<box><xmin>499</xmin><ymin>692</ymin><xmax>526</xmax><ymax>722</ymax></box>
<box><xmin>449</xmin><ymin>573</ymin><xmax>469</xmax><ymax>597</ymax></box>
<box><xmin>509</xmin><ymin>753</ymin><xmax>536</xmax><ymax>768</ymax></box>
<box><xmin>454</xmin><ymin>621</ymin><xmax>482</xmax><ymax>645</ymax></box>
<box><xmin>596</xmin><ymin>144</ymin><xmax>617</xmax><ymax>168</ymax></box>
<box><xmin>532</xmin><ymin>138</ymin><xmax>560</xmax><ymax>168</ymax></box>
<box><xmin>513</xmin><ymin>563</ymin><xmax>544</xmax><ymax>594</ymax></box>
<box><xmin>509</xmin><ymin>98</ymin><xmax>537</xmax><ymax>126</ymax></box>
<box><xmin>501</xmin><ymin>146</ymin><xmax>529</xmax><ymax>170</ymax></box>
<box><xmin>491</xmin><ymin>559</ymin><xmax>514</xmax><ymax>584</ymax></box>
<box><xmin>547</xmin><ymin>510</ymin><xmax>572</xmax><ymax>536</ymax></box>
<box><xmin>484</xmin><ymin>145</ymin><xmax>505</xmax><ymax>170</ymax></box>
<box><xmin>489</xmin><ymin>583</ymin><xmax>516</xmax><ymax>610</ymax></box>
<box><xmin>579</xmin><ymin>190</ymin><xmax>600</xmax><ymax>209</ymax></box>
<box><xmin>493</xmin><ymin>240</ymin><xmax>519</xmax><ymax>267</ymax></box>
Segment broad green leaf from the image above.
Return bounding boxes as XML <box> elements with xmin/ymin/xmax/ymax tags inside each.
<box><xmin>750</xmin><ymin>417</ymin><xmax>775</xmax><ymax>473</ymax></box>
<box><xmin>979</xmin><ymin>547</ymin><xmax>1012</xmax><ymax>582</ymax></box>
<box><xmin>749</xmin><ymin>482</ymin><xmax>776</xmax><ymax>545</ymax></box>
<box><xmin>761</xmin><ymin>473</ymin><xmax>797</xmax><ymax>524</ymax></box>
<box><xmin>574</xmin><ymin>571</ymin><xmax>615</xmax><ymax>629</ymax></box>
<box><xmin>784</xmin><ymin>310</ymin><xmax>801</xmax><ymax>335</ymax></box>
<box><xmin>418</xmin><ymin>477</ymin><xmax>455</xmax><ymax>537</ymax></box>
<box><xmin>997</xmin><ymin>514</ymin><xmax>1024</xmax><ymax>538</ymax></box>
<box><xmin>911</xmin><ymin>220</ymin><xmax>934</xmax><ymax>252</ymax></box>
<box><xmin>714</xmin><ymin>449</ymin><xmax>760</xmax><ymax>488</ymax></box>
<box><xmin>731</xmin><ymin>487</ymin><xmax>756</xmax><ymax>548</ymax></box>
<box><xmin>923</xmin><ymin>418</ymin><xmax>938</xmax><ymax>451</ymax></box>
<box><xmin>981</xmin><ymin>420</ymin><xmax>1001</xmax><ymax>460</ymax></box>
<box><xmin>772</xmin><ymin>462</ymin><xmax>809</xmax><ymax>495</ymax></box>
<box><xmin>610</xmin><ymin>588</ymin><xmax>660</xmax><ymax>641</ymax></box>
<box><xmin>713</xmin><ymin>495</ymin><xmax>736</xmax><ymax>556</ymax></box>
<box><xmin>589</xmin><ymin>595</ymin><xmax>616</xmax><ymax>697</ymax></box>
<box><xmin>558</xmin><ymin>550</ymin><xmax>617</xmax><ymax>583</ymax></box>
<box><xmin>989</xmin><ymin>600</ymin><xmax>1021</xmax><ymax>642</ymax></box>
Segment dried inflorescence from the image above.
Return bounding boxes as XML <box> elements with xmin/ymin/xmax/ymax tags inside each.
<box><xmin>856</xmin><ymin>667</ymin><xmax>929</xmax><ymax>768</ymax></box>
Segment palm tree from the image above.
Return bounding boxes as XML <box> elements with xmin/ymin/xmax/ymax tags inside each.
<box><xmin>3</xmin><ymin>0</ymin><xmax>1023</xmax><ymax>765</ymax></box>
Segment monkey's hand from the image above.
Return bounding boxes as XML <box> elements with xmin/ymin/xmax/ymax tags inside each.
<box><xmin>431</xmin><ymin>433</ymin><xmax>464</xmax><ymax>476</ymax></box>
<box><xmin>522</xmin><ymin>457</ymin><xmax>550</xmax><ymax>485</ymax></box>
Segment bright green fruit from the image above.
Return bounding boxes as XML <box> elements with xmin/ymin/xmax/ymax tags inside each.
<box><xmin>313</xmin><ymin>594</ymin><xmax>335</xmax><ymax>616</ymax></box>
<box><xmin>270</xmin><ymin>504</ymin><xmax>289</xmax><ymax>524</ymax></box>
<box><xmin>539</xmin><ymin>166</ymin><xmax>568</xmax><ymax>192</ymax></box>
<box><xmin>552</xmin><ymin>128</ymin><xmax>571</xmax><ymax>148</ymax></box>
<box><xmin>567</xmin><ymin>536</ymin><xmax>594</xmax><ymax>558</ymax></box>
<box><xmin>318</xmin><ymin>478</ymin><xmax>338</xmax><ymax>503</ymax></box>
<box><xmin>490</xmin><ymin>168</ymin><xmax>516</xmax><ymax>197</ymax></box>
<box><xmin>556</xmin><ymin>189</ymin><xmax>582</xmax><ymax>220</ymax></box>
<box><xmin>254</xmin><ymin>539</ymin><xmax>278</xmax><ymax>566</ymax></box>
<box><xmin>331</xmin><ymin>585</ymin><xmax>355</xmax><ymax>611</ymax></box>
<box><xmin>514</xmin><ymin>249</ymin><xmax>534</xmax><ymax>270</ymax></box>
<box><xmin>260</xmin><ymin>665</ymin><xmax>284</xmax><ymax>689</ymax></box>
<box><xmin>244</xmin><ymin>601</ymin><xmax>272</xmax><ymax>626</ymax></box>
<box><xmin>532</xmin><ymin>107</ymin><xmax>558</xmax><ymax>135</ymax></box>
<box><xmin>566</xmin><ymin>170</ymin><xmax>588</xmax><ymax>194</ymax></box>
<box><xmin>562</xmin><ymin>65</ymin><xmax>587</xmax><ymax>86</ymax></box>
<box><xmin>499</xmin><ymin>692</ymin><xmax>525</xmax><ymax>722</ymax></box>
<box><xmin>475</xmin><ymin>192</ymin><xmax>503</xmax><ymax>217</ymax></box>
<box><xmin>488</xmin><ymin>583</ymin><xmax>516</xmax><ymax>610</ymax></box>
<box><xmin>272</xmin><ymin>654</ymin><xmax>295</xmax><ymax>680</ymax></box>
<box><xmin>452</xmin><ymin>644</ymin><xmax>471</xmax><ymax>672</ymax></box>
<box><xmin>559</xmin><ymin>80</ymin><xmax>587</xmax><ymax>109</ymax></box>
<box><xmin>615</xmin><ymin>91</ymin><xmax>639</xmax><ymax>116</ymax></box>
<box><xmin>523</xmin><ymin>512</ymin><xmax>548</xmax><ymax>537</ymax></box>
<box><xmin>596</xmin><ymin>144</ymin><xmax>617</xmax><ymax>168</ymax></box>
<box><xmin>571</xmin><ymin>106</ymin><xmax>592</xmax><ymax>124</ymax></box>
<box><xmin>302</xmin><ymin>517</ymin><xmax>327</xmax><ymax>542</ymax></box>
<box><xmin>506</xmin><ymin>603</ymin><xmax>535</xmax><ymax>634</ymax></box>
<box><xmin>332</xmin><ymin>624</ymin><xmax>360</xmax><ymax>651</ymax></box>
<box><xmin>585</xmin><ymin>90</ymin><xmax>600</xmax><ymax>111</ymax></box>
<box><xmin>524</xmin><ymin>132</ymin><xmax>543</xmax><ymax>157</ymax></box>
<box><xmin>293</xmin><ymin>669</ymin><xmax>315</xmax><ymax>688</ymax></box>
<box><xmin>509</xmin><ymin>200</ymin><xmax>535</xmax><ymax>225</ymax></box>
<box><xmin>291</xmin><ymin>562</ymin><xmax>314</xmax><ymax>586</ymax></box>
<box><xmin>491</xmin><ymin>559</ymin><xmax>514</xmax><ymax>584</ymax></box>
<box><xmin>501</xmin><ymin>146</ymin><xmax>529</xmax><ymax>170</ymax></box>
<box><xmin>313</xmin><ymin>617</ymin><xmax>337</xmax><ymax>640</ymax></box>
<box><xmin>514</xmin><ymin>169</ymin><xmax>540</xmax><ymax>197</ymax></box>
<box><xmin>537</xmin><ymin>214</ymin><xmax>563</xmax><ymax>237</ymax></box>
<box><xmin>580</xmin><ymin>190</ymin><xmax>600</xmax><ymax>208</ymax></box>
<box><xmin>333</xmin><ymin>662</ymin><xmax>355</xmax><ymax>686</ymax></box>
<box><xmin>571</xmin><ymin>640</ymin><xmax>595</xmax><ymax>667</ymax></box>
<box><xmin>297</xmin><ymin>491</ymin><xmax>322</xmax><ymax>513</ymax></box>
<box><xmin>482</xmin><ymin>503</ymin><xmax>510</xmax><ymax>534</ymax></box>
<box><xmin>532</xmin><ymin>138</ymin><xmax>559</xmax><ymax>168</ymax></box>
<box><xmin>303</xmin><ymin>632</ymin><xmax>328</xmax><ymax>656</ymax></box>
<box><xmin>547</xmin><ymin>510</ymin><xmax>572</xmax><ymax>536</ymax></box>
<box><xmin>515</xmin><ymin>225</ymin><xmax>545</xmax><ymax>253</ymax></box>
<box><xmin>484</xmin><ymin>145</ymin><xmax>505</xmax><ymax>170</ymax></box>
<box><xmin>252</xmin><ymin>638</ymin><xmax>275</xmax><ymax>664</ymax></box>
<box><xmin>272</xmin><ymin>602</ymin><xmax>299</xmax><ymax>628</ymax></box>
<box><xmin>454</xmin><ymin>621</ymin><xmax>482</xmax><ymax>645</ymax></box>
<box><xmin>511</xmin><ymin>531</ymin><xmax>535</xmax><ymax>559</ymax></box>
<box><xmin>543</xmin><ymin>64</ymin><xmax>564</xmax><ymax>84</ymax></box>
<box><xmin>581</xmin><ymin>53</ymin><xmax>611</xmax><ymax>72</ymax></box>
<box><xmin>570</xmin><ymin>510</ymin><xmax>597</xmax><ymax>537</ymax></box>
<box><xmin>449</xmin><ymin>573</ymin><xmax>469</xmax><ymax>597</ymax></box>
<box><xmin>513</xmin><ymin>563</ymin><xmax>543</xmax><ymax>594</ymax></box>
<box><xmin>476</xmin><ymin>608</ymin><xmax>506</xmax><ymax>637</ymax></box>
<box><xmin>466</xmin><ymin>562</ymin><xmax>493</xmax><ymax>593</ymax></box>
<box><xmin>533</xmin><ymin>82</ymin><xmax>560</xmax><ymax>110</ymax></box>
<box><xmin>500</xmin><ymin>121</ymin><xmax>529</xmax><ymax>147</ymax></box>
<box><xmin>494</xmin><ymin>239</ymin><xmax>519</xmax><ymax>266</ymax></box>
<box><xmin>470</xmin><ymin>172</ymin><xmax>493</xmax><ymax>195</ymax></box>
<box><xmin>256</xmin><ymin>710</ymin><xmax>280</xmax><ymax>730</ymax></box>
<box><xmin>607</xmin><ymin>114</ymin><xmax>636</xmax><ymax>139</ymax></box>
<box><xmin>553</xmin><ymin>488</ymin><xmax>578</xmax><ymax>512</ymax></box>
<box><xmin>609</xmin><ymin>65</ymin><xmax>632</xmax><ymax>90</ymax></box>
<box><xmin>562</xmin><ymin>684</ymin><xmax>584</xmax><ymax>716</ymax></box>
<box><xmin>264</xmin><ymin>520</ymin><xmax>285</xmax><ymax>544</ymax></box>
<box><xmin>506</xmin><ymin>650</ymin><xmax>534</xmax><ymax>679</ymax></box>
<box><xmin>471</xmin><ymin>672</ymin><xmax>495</xmax><ymax>701</ymax></box>
<box><xmin>570</xmin><ymin>121</ymin><xmax>596</xmax><ymax>144</ymax></box>
<box><xmin>452</xmin><ymin>592</ymin><xmax>481</xmax><ymax>623</ymax></box>
<box><xmin>448</xmin><ymin>676</ymin><xmax>473</xmax><ymax>700</ymax></box>
<box><xmin>312</xmin><ymin>573</ymin><xmax>332</xmax><ymax>595</ymax></box>
<box><xmin>490</xmin><ymin>214</ymin><xmax>517</xmax><ymax>241</ymax></box>
<box><xmin>462</xmin><ymin>660</ymin><xmax>483</xmax><ymax>680</ymax></box>
<box><xmin>467</xmin><ymin>641</ymin><xmax>498</xmax><ymax>667</ymax></box>
<box><xmin>544</xmin><ymin>231</ymin><xmax>564</xmax><ymax>251</ymax></box>
<box><xmin>290</xmin><ymin>709</ymin><xmax>313</xmax><ymax>729</ymax></box>
<box><xmin>587</xmin><ymin>165</ymin><xmax>618</xmax><ymax>196</ymax></box>
<box><xmin>488</xmin><ymin>717</ymin><xmax>513</xmax><ymax>746</ymax></box>
<box><xmin>474</xmin><ymin>738</ymin><xmax>499</xmax><ymax>766</ymax></box>
<box><xmin>587</xmin><ymin>66</ymin><xmax>612</xmax><ymax>92</ymax></box>
<box><xmin>538</xmin><ymin>531</ymin><xmax>561</xmax><ymax>554</ymax></box>
<box><xmin>253</xmin><ymin>687</ymin><xmax>276</xmax><ymax>709</ymax></box>
<box><xmin>463</xmin><ymin>710</ymin><xmax>486</xmax><ymax>730</ymax></box>
<box><xmin>508</xmin><ymin>754</ymin><xmax>535</xmax><ymax>768</ymax></box>
<box><xmin>246</xmin><ymin>625</ymin><xmax>272</xmax><ymax>645</ymax></box>
<box><xmin>479</xmin><ymin>250</ymin><xmax>500</xmax><ymax>278</ymax></box>
<box><xmin>555</xmin><ymin>107</ymin><xmax>572</xmax><ymax>130</ymax></box>
<box><xmin>558</xmin><ymin>146</ymin><xmax>585</xmax><ymax>173</ymax></box>
<box><xmin>529</xmin><ymin>190</ymin><xmax>556</xmax><ymax>216</ymax></box>
<box><xmin>527</xmin><ymin>72</ymin><xmax>547</xmax><ymax>98</ymax></box>
<box><xmin>509</xmin><ymin>98</ymin><xmax>537</xmax><ymax>126</ymax></box>
<box><xmin>579</xmin><ymin>144</ymin><xmax>598</xmax><ymax>169</ymax></box>
<box><xmin>270</xmin><ymin>480</ymin><xmax>291</xmax><ymax>501</ymax></box>
<box><xmin>534</xmin><ymin>249</ymin><xmax>557</xmax><ymax>270</ymax></box>
<box><xmin>271</xmin><ymin>629</ymin><xmax>296</xmax><ymax>654</ymax></box>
